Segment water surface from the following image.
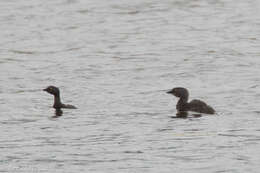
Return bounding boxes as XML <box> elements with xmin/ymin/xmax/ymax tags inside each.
<box><xmin>0</xmin><ymin>0</ymin><xmax>260</xmax><ymax>172</ymax></box>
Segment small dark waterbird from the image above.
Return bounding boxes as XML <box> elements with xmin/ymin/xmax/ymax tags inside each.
<box><xmin>43</xmin><ymin>86</ymin><xmax>77</xmax><ymax>110</ymax></box>
<box><xmin>167</xmin><ymin>87</ymin><xmax>215</xmax><ymax>115</ymax></box>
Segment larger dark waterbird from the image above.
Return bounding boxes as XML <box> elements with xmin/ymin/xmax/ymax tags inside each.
<box><xmin>167</xmin><ymin>87</ymin><xmax>215</xmax><ymax>115</ymax></box>
<box><xmin>43</xmin><ymin>86</ymin><xmax>77</xmax><ymax>110</ymax></box>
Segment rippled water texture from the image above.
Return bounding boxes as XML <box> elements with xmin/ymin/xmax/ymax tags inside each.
<box><xmin>1</xmin><ymin>0</ymin><xmax>260</xmax><ymax>172</ymax></box>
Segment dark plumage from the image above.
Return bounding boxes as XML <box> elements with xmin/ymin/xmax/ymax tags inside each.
<box><xmin>43</xmin><ymin>86</ymin><xmax>77</xmax><ymax>109</ymax></box>
<box><xmin>167</xmin><ymin>87</ymin><xmax>215</xmax><ymax>114</ymax></box>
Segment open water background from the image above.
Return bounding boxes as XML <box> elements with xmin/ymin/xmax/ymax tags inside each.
<box><xmin>0</xmin><ymin>0</ymin><xmax>260</xmax><ymax>172</ymax></box>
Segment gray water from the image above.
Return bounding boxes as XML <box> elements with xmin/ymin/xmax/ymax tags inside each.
<box><xmin>1</xmin><ymin>0</ymin><xmax>260</xmax><ymax>172</ymax></box>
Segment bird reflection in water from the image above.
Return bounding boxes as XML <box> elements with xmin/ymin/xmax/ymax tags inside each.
<box><xmin>52</xmin><ymin>109</ymin><xmax>63</xmax><ymax>118</ymax></box>
<box><xmin>171</xmin><ymin>111</ymin><xmax>202</xmax><ymax>119</ymax></box>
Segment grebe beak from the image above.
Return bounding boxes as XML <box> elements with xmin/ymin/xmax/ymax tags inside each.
<box><xmin>166</xmin><ymin>90</ymin><xmax>173</xmax><ymax>94</ymax></box>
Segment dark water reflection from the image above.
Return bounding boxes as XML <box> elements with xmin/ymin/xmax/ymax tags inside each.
<box><xmin>53</xmin><ymin>109</ymin><xmax>63</xmax><ymax>118</ymax></box>
<box><xmin>1</xmin><ymin>0</ymin><xmax>260</xmax><ymax>172</ymax></box>
<box><xmin>170</xmin><ymin>111</ymin><xmax>202</xmax><ymax>119</ymax></box>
